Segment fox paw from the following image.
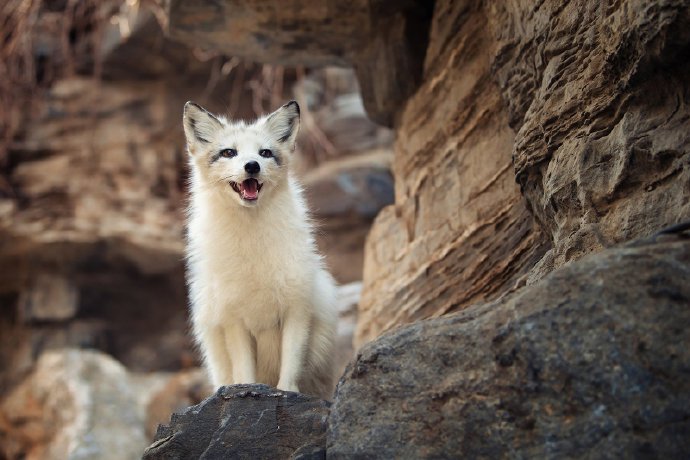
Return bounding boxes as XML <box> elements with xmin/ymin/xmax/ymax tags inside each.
<box><xmin>277</xmin><ymin>381</ymin><xmax>300</xmax><ymax>393</ymax></box>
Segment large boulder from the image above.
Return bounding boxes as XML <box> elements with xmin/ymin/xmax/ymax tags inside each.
<box><xmin>0</xmin><ymin>350</ymin><xmax>149</xmax><ymax>460</ymax></box>
<box><xmin>328</xmin><ymin>226</ymin><xmax>690</xmax><ymax>457</ymax></box>
<box><xmin>143</xmin><ymin>384</ymin><xmax>330</xmax><ymax>460</ymax></box>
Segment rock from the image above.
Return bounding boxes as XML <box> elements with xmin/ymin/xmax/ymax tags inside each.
<box><xmin>355</xmin><ymin>0</ymin><xmax>549</xmax><ymax>346</ymax></box>
<box><xmin>0</xmin><ymin>2</ymin><xmax>278</xmax><ymax>389</ymax></box>
<box><xmin>328</xmin><ymin>228</ymin><xmax>690</xmax><ymax>458</ymax></box>
<box><xmin>143</xmin><ymin>384</ymin><xmax>330</xmax><ymax>460</ymax></box>
<box><xmin>164</xmin><ymin>0</ymin><xmax>435</xmax><ymax>126</ymax></box>
<box><xmin>0</xmin><ymin>349</ymin><xmax>149</xmax><ymax>460</ymax></box>
<box><xmin>0</xmin><ymin>2</ymin><xmax>216</xmax><ymax>383</ymax></box>
<box><xmin>303</xmin><ymin>151</ymin><xmax>394</xmax><ymax>283</ymax></box>
<box><xmin>357</xmin><ymin>0</ymin><xmax>690</xmax><ymax>345</ymax></box>
<box><xmin>491</xmin><ymin>0</ymin><xmax>690</xmax><ymax>280</ymax></box>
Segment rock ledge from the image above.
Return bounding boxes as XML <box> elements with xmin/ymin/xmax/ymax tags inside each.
<box><xmin>143</xmin><ymin>384</ymin><xmax>330</xmax><ymax>460</ymax></box>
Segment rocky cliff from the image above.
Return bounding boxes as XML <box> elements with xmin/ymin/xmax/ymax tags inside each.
<box><xmin>358</xmin><ymin>0</ymin><xmax>690</xmax><ymax>344</ymax></box>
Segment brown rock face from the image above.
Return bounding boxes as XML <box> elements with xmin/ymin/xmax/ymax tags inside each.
<box><xmin>0</xmin><ymin>10</ymin><xmax>208</xmax><ymax>389</ymax></box>
<box><xmin>491</xmin><ymin>0</ymin><xmax>690</xmax><ymax>278</ymax></box>
<box><xmin>329</xmin><ymin>228</ymin><xmax>690</xmax><ymax>458</ymax></box>
<box><xmin>0</xmin><ymin>9</ymin><xmax>235</xmax><ymax>382</ymax></box>
<box><xmin>165</xmin><ymin>0</ymin><xmax>435</xmax><ymax>126</ymax></box>
<box><xmin>357</xmin><ymin>0</ymin><xmax>690</xmax><ymax>344</ymax></box>
<box><xmin>355</xmin><ymin>1</ymin><xmax>549</xmax><ymax>346</ymax></box>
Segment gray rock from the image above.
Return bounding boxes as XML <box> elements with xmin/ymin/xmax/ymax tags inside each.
<box><xmin>144</xmin><ymin>384</ymin><xmax>330</xmax><ymax>460</ymax></box>
<box><xmin>328</xmin><ymin>227</ymin><xmax>690</xmax><ymax>458</ymax></box>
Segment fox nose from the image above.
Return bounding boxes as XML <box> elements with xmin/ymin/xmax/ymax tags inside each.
<box><xmin>244</xmin><ymin>161</ymin><xmax>260</xmax><ymax>174</ymax></box>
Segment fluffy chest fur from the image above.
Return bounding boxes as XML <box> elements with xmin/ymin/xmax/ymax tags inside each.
<box><xmin>186</xmin><ymin>176</ymin><xmax>318</xmax><ymax>333</ymax></box>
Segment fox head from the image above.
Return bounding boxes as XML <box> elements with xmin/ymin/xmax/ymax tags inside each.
<box><xmin>183</xmin><ymin>101</ymin><xmax>300</xmax><ymax>208</ymax></box>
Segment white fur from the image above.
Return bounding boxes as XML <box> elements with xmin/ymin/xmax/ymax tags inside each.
<box><xmin>183</xmin><ymin>101</ymin><xmax>337</xmax><ymax>398</ymax></box>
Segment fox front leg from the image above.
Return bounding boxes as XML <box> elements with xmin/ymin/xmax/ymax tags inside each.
<box><xmin>278</xmin><ymin>309</ymin><xmax>310</xmax><ymax>393</ymax></box>
<box><xmin>224</xmin><ymin>322</ymin><xmax>256</xmax><ymax>384</ymax></box>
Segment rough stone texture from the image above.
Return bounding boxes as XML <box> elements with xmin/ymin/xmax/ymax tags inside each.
<box><xmin>328</xmin><ymin>227</ymin><xmax>690</xmax><ymax>458</ymax></box>
<box><xmin>0</xmin><ymin>349</ymin><xmax>149</xmax><ymax>460</ymax></box>
<box><xmin>355</xmin><ymin>0</ymin><xmax>549</xmax><ymax>346</ymax></box>
<box><xmin>491</xmin><ymin>0</ymin><xmax>690</xmax><ymax>280</ymax></box>
<box><xmin>165</xmin><ymin>0</ymin><xmax>434</xmax><ymax>126</ymax></box>
<box><xmin>143</xmin><ymin>384</ymin><xmax>330</xmax><ymax>460</ymax></box>
<box><xmin>2</xmin><ymin>73</ymin><xmax>185</xmax><ymax>277</ymax></box>
<box><xmin>356</xmin><ymin>0</ymin><xmax>690</xmax><ymax>345</ymax></box>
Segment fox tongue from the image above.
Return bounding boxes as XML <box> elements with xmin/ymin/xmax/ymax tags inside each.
<box><xmin>241</xmin><ymin>179</ymin><xmax>259</xmax><ymax>200</ymax></box>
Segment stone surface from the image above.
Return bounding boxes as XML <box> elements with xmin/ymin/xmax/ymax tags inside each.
<box><xmin>491</xmin><ymin>0</ymin><xmax>690</xmax><ymax>280</ymax></box>
<box><xmin>165</xmin><ymin>0</ymin><xmax>434</xmax><ymax>125</ymax></box>
<box><xmin>356</xmin><ymin>0</ymin><xmax>549</xmax><ymax>346</ymax></box>
<box><xmin>357</xmin><ymin>0</ymin><xmax>690</xmax><ymax>345</ymax></box>
<box><xmin>329</xmin><ymin>227</ymin><xmax>690</xmax><ymax>458</ymax></box>
<box><xmin>143</xmin><ymin>384</ymin><xmax>330</xmax><ymax>460</ymax></box>
<box><xmin>0</xmin><ymin>349</ymin><xmax>149</xmax><ymax>460</ymax></box>
<box><xmin>0</xmin><ymin>5</ymin><xmax>214</xmax><ymax>383</ymax></box>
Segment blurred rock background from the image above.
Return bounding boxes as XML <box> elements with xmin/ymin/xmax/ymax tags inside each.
<box><xmin>0</xmin><ymin>1</ymin><xmax>391</xmax><ymax>458</ymax></box>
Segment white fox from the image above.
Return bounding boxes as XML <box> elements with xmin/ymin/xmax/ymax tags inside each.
<box><xmin>183</xmin><ymin>100</ymin><xmax>337</xmax><ymax>399</ymax></box>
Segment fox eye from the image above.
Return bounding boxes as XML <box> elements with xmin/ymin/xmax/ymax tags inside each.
<box><xmin>219</xmin><ymin>148</ymin><xmax>237</xmax><ymax>158</ymax></box>
<box><xmin>259</xmin><ymin>149</ymin><xmax>273</xmax><ymax>158</ymax></box>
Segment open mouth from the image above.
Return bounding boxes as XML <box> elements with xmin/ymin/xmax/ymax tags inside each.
<box><xmin>230</xmin><ymin>178</ymin><xmax>263</xmax><ymax>201</ymax></box>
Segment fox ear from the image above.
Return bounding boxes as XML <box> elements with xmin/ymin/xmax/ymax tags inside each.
<box><xmin>264</xmin><ymin>100</ymin><xmax>300</xmax><ymax>150</ymax></box>
<box><xmin>183</xmin><ymin>102</ymin><xmax>223</xmax><ymax>153</ymax></box>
